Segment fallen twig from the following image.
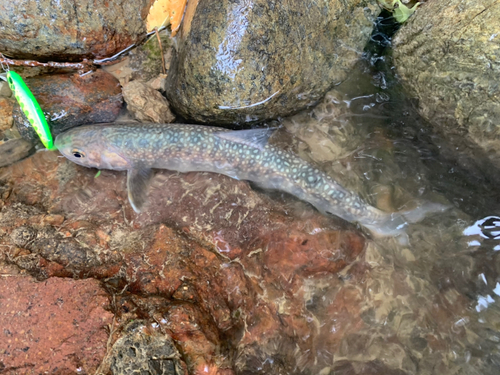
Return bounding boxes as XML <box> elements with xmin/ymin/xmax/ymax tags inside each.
<box><xmin>155</xmin><ymin>28</ymin><xmax>167</xmax><ymax>75</ymax></box>
<box><xmin>0</xmin><ymin>27</ymin><xmax>167</xmax><ymax>75</ymax></box>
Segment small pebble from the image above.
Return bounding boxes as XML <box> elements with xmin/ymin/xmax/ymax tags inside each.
<box><xmin>44</xmin><ymin>215</ymin><xmax>65</xmax><ymax>226</ymax></box>
<box><xmin>0</xmin><ymin>81</ymin><xmax>12</xmax><ymax>97</ymax></box>
<box><xmin>122</xmin><ymin>79</ymin><xmax>175</xmax><ymax>123</ymax></box>
<box><xmin>147</xmin><ymin>74</ymin><xmax>168</xmax><ymax>92</ymax></box>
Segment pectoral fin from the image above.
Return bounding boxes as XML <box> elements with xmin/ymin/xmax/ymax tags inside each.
<box><xmin>127</xmin><ymin>166</ymin><xmax>153</xmax><ymax>213</ymax></box>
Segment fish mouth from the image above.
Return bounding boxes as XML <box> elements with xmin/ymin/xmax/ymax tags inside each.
<box><xmin>54</xmin><ymin>127</ymin><xmax>102</xmax><ymax>167</ymax></box>
<box><xmin>54</xmin><ymin>132</ymin><xmax>74</xmax><ymax>157</ymax></box>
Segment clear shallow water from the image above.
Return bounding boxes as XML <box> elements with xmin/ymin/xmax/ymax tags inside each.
<box><xmin>108</xmin><ymin>23</ymin><xmax>500</xmax><ymax>373</ymax></box>
<box><xmin>4</xmin><ymin>14</ymin><xmax>499</xmax><ymax>374</ymax></box>
<box><xmin>263</xmin><ymin>24</ymin><xmax>500</xmax><ymax>373</ymax></box>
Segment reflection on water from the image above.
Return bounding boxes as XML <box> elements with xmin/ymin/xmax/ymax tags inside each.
<box><xmin>262</xmin><ymin>23</ymin><xmax>500</xmax><ymax>373</ymax></box>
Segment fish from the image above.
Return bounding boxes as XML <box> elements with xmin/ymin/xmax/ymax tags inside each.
<box><xmin>55</xmin><ymin>123</ymin><xmax>445</xmax><ymax>239</ymax></box>
<box><xmin>1</xmin><ymin>71</ymin><xmax>56</xmax><ymax>150</ymax></box>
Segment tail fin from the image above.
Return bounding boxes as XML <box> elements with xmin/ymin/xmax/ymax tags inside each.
<box><xmin>363</xmin><ymin>201</ymin><xmax>450</xmax><ymax>242</ymax></box>
<box><xmin>400</xmin><ymin>201</ymin><xmax>450</xmax><ymax>224</ymax></box>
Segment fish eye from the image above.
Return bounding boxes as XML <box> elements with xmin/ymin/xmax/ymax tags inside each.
<box><xmin>71</xmin><ymin>149</ymin><xmax>86</xmax><ymax>158</ymax></box>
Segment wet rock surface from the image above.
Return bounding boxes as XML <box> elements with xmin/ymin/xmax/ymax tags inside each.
<box><xmin>14</xmin><ymin>69</ymin><xmax>122</xmax><ymax>144</ymax></box>
<box><xmin>393</xmin><ymin>0</ymin><xmax>500</xmax><ymax>169</ymax></box>
<box><xmin>0</xmin><ymin>151</ymin><xmax>365</xmax><ymax>374</ymax></box>
<box><xmin>166</xmin><ymin>0</ymin><xmax>380</xmax><ymax>124</ymax></box>
<box><xmin>0</xmin><ymin>138</ymin><xmax>34</xmax><ymax>168</ymax></box>
<box><xmin>0</xmin><ymin>274</ymin><xmax>112</xmax><ymax>374</ymax></box>
<box><xmin>0</xmin><ymin>0</ymin><xmax>153</xmax><ymax>61</ymax></box>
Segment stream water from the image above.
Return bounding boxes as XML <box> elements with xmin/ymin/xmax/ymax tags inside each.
<box><xmin>2</xmin><ymin>10</ymin><xmax>499</xmax><ymax>375</ymax></box>
<box><xmin>260</xmin><ymin>14</ymin><xmax>500</xmax><ymax>375</ymax></box>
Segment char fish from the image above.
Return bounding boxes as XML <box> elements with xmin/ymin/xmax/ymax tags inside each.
<box><xmin>55</xmin><ymin>123</ymin><xmax>443</xmax><ymax>238</ymax></box>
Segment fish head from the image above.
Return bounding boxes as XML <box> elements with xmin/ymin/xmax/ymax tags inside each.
<box><xmin>55</xmin><ymin>126</ymin><xmax>130</xmax><ymax>170</ymax></box>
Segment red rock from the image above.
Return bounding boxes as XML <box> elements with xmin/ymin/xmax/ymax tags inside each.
<box><xmin>14</xmin><ymin>70</ymin><xmax>122</xmax><ymax>144</ymax></box>
<box><xmin>159</xmin><ymin>303</ymin><xmax>225</xmax><ymax>373</ymax></box>
<box><xmin>0</xmin><ymin>276</ymin><xmax>112</xmax><ymax>374</ymax></box>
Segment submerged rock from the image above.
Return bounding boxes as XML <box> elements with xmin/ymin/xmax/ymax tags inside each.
<box><xmin>166</xmin><ymin>0</ymin><xmax>380</xmax><ymax>124</ymax></box>
<box><xmin>393</xmin><ymin>0</ymin><xmax>500</xmax><ymax>169</ymax></box>
<box><xmin>0</xmin><ymin>275</ymin><xmax>112</xmax><ymax>373</ymax></box>
<box><xmin>0</xmin><ymin>151</ymin><xmax>365</xmax><ymax>374</ymax></box>
<box><xmin>14</xmin><ymin>70</ymin><xmax>122</xmax><ymax>144</ymax></box>
<box><xmin>0</xmin><ymin>0</ymin><xmax>152</xmax><ymax>61</ymax></box>
<box><xmin>0</xmin><ymin>138</ymin><xmax>34</xmax><ymax>167</ymax></box>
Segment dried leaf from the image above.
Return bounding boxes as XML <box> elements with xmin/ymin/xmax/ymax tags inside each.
<box><xmin>147</xmin><ymin>0</ymin><xmax>188</xmax><ymax>36</ymax></box>
<box><xmin>170</xmin><ymin>0</ymin><xmax>188</xmax><ymax>36</ymax></box>
<box><xmin>147</xmin><ymin>0</ymin><xmax>172</xmax><ymax>32</ymax></box>
<box><xmin>181</xmin><ymin>0</ymin><xmax>199</xmax><ymax>37</ymax></box>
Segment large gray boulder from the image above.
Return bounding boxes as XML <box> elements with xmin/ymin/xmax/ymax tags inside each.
<box><xmin>393</xmin><ymin>0</ymin><xmax>500</xmax><ymax>168</ymax></box>
<box><xmin>166</xmin><ymin>0</ymin><xmax>380</xmax><ymax>125</ymax></box>
<box><xmin>0</xmin><ymin>0</ymin><xmax>153</xmax><ymax>61</ymax></box>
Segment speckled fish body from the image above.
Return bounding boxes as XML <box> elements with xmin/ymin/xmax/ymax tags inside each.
<box><xmin>55</xmin><ymin>123</ymin><xmax>420</xmax><ymax>237</ymax></box>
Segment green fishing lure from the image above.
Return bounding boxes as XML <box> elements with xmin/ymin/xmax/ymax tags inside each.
<box><xmin>4</xmin><ymin>71</ymin><xmax>56</xmax><ymax>150</ymax></box>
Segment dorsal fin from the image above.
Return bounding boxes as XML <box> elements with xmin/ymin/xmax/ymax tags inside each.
<box><xmin>215</xmin><ymin>128</ymin><xmax>276</xmax><ymax>150</ymax></box>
